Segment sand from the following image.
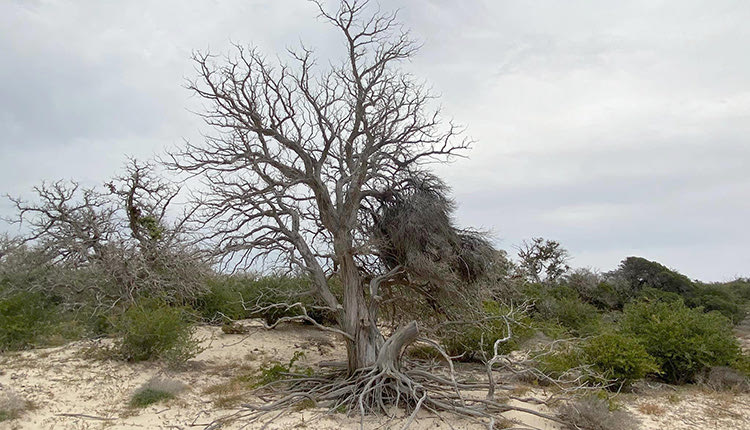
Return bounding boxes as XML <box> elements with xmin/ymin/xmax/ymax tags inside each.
<box><xmin>1</xmin><ymin>320</ymin><xmax>748</xmax><ymax>430</ymax></box>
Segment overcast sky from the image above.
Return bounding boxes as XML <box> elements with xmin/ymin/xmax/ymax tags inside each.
<box><xmin>1</xmin><ymin>0</ymin><xmax>748</xmax><ymax>281</ymax></box>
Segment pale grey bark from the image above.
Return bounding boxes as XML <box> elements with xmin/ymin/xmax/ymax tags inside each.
<box><xmin>170</xmin><ymin>0</ymin><xmax>469</xmax><ymax>371</ymax></box>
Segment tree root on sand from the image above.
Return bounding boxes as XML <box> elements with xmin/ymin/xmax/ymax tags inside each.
<box><xmin>202</xmin><ymin>323</ymin><xmax>569</xmax><ymax>430</ymax></box>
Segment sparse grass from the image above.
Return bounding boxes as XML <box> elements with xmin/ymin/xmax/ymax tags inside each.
<box><xmin>203</xmin><ymin>368</ymin><xmax>260</xmax><ymax>408</ymax></box>
<box><xmin>702</xmin><ymin>391</ymin><xmax>743</xmax><ymax>420</ymax></box>
<box><xmin>129</xmin><ymin>377</ymin><xmax>187</xmax><ymax>408</ymax></box>
<box><xmin>700</xmin><ymin>366</ymin><xmax>749</xmax><ymax>392</ymax></box>
<box><xmin>637</xmin><ymin>402</ymin><xmax>665</xmax><ymax>415</ymax></box>
<box><xmin>255</xmin><ymin>351</ymin><xmax>310</xmax><ymax>388</ymax></box>
<box><xmin>0</xmin><ymin>390</ymin><xmax>28</xmax><ymax>422</ymax></box>
<box><xmin>557</xmin><ymin>396</ymin><xmax>640</xmax><ymax>430</ymax></box>
<box><xmin>202</xmin><ymin>352</ymin><xmax>310</xmax><ymax>408</ymax></box>
<box><xmin>492</xmin><ymin>417</ymin><xmax>517</xmax><ymax>429</ymax></box>
<box><xmin>130</xmin><ymin>388</ymin><xmax>175</xmax><ymax>408</ymax></box>
<box><xmin>77</xmin><ymin>342</ymin><xmax>120</xmax><ymax>361</ymax></box>
<box><xmin>221</xmin><ymin>322</ymin><xmax>249</xmax><ymax>335</ymax></box>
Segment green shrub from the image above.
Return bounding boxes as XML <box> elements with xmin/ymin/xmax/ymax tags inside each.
<box><xmin>534</xmin><ymin>333</ymin><xmax>658</xmax><ymax>388</ymax></box>
<box><xmin>442</xmin><ymin>301</ymin><xmax>535</xmax><ymax>361</ymax></box>
<box><xmin>565</xmin><ymin>269</ymin><xmax>622</xmax><ymax>310</ymax></box>
<box><xmin>688</xmin><ymin>283</ymin><xmax>746</xmax><ymax>324</ymax></box>
<box><xmin>195</xmin><ymin>276</ymin><xmax>249</xmax><ymax>322</ymax></box>
<box><xmin>731</xmin><ymin>353</ymin><xmax>750</xmax><ymax>377</ymax></box>
<box><xmin>588</xmin><ymin>282</ymin><xmax>623</xmax><ymax>310</ymax></box>
<box><xmin>582</xmin><ymin>332</ymin><xmax>659</xmax><ymax>388</ymax></box>
<box><xmin>194</xmin><ymin>274</ymin><xmax>335</xmax><ymax>326</ymax></box>
<box><xmin>615</xmin><ymin>257</ymin><xmax>695</xmax><ymax>297</ymax></box>
<box><xmin>525</xmin><ymin>284</ymin><xmax>602</xmax><ymax>336</ymax></box>
<box><xmin>636</xmin><ymin>286</ymin><xmax>682</xmax><ymax>304</ymax></box>
<box><xmin>0</xmin><ymin>290</ymin><xmax>55</xmax><ymax>351</ymax></box>
<box><xmin>256</xmin><ymin>351</ymin><xmax>309</xmax><ymax>387</ymax></box>
<box><xmin>621</xmin><ymin>299</ymin><xmax>742</xmax><ymax>384</ymax></box>
<box><xmin>535</xmin><ymin>342</ymin><xmax>588</xmax><ymax>380</ymax></box>
<box><xmin>116</xmin><ymin>298</ymin><xmax>201</xmax><ymax>365</ymax></box>
<box><xmin>726</xmin><ymin>278</ymin><xmax>750</xmax><ymax>301</ymax></box>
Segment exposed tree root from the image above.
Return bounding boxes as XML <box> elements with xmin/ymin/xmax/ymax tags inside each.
<box><xmin>202</xmin><ymin>323</ymin><xmax>573</xmax><ymax>430</ymax></box>
<box><xmin>204</xmin><ymin>368</ymin><xmax>567</xmax><ymax>430</ymax></box>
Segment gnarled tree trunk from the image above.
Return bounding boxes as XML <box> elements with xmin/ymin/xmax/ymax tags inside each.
<box><xmin>337</xmin><ymin>240</ymin><xmax>385</xmax><ymax>371</ymax></box>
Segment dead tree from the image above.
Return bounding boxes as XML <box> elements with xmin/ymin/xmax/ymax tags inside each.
<box><xmin>172</xmin><ymin>0</ymin><xmax>471</xmax><ymax>372</ymax></box>
<box><xmin>170</xmin><ymin>1</ymin><xmax>579</xmax><ymax>427</ymax></box>
<box><xmin>7</xmin><ymin>180</ymin><xmax>120</xmax><ymax>267</ymax></box>
<box><xmin>6</xmin><ymin>162</ymin><xmax>209</xmax><ymax>305</ymax></box>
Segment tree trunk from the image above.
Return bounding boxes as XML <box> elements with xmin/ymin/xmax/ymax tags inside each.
<box><xmin>340</xmin><ymin>272</ymin><xmax>419</xmax><ymax>373</ymax></box>
<box><xmin>340</xmin><ymin>251</ymin><xmax>383</xmax><ymax>372</ymax></box>
<box><xmin>375</xmin><ymin>321</ymin><xmax>419</xmax><ymax>372</ymax></box>
<box><xmin>335</xmin><ymin>238</ymin><xmax>418</xmax><ymax>373</ymax></box>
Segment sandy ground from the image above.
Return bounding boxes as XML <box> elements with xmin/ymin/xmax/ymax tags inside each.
<box><xmin>0</xmin><ymin>320</ymin><xmax>748</xmax><ymax>430</ymax></box>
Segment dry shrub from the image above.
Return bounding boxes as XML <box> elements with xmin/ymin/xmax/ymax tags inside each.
<box><xmin>142</xmin><ymin>377</ymin><xmax>188</xmax><ymax>394</ymax></box>
<box><xmin>699</xmin><ymin>366</ymin><xmax>750</xmax><ymax>392</ymax></box>
<box><xmin>493</xmin><ymin>417</ymin><xmax>518</xmax><ymax>429</ymax></box>
<box><xmin>0</xmin><ymin>389</ymin><xmax>28</xmax><ymax>421</ymax></box>
<box><xmin>221</xmin><ymin>321</ymin><xmax>249</xmax><ymax>335</ymax></box>
<box><xmin>374</xmin><ymin>173</ymin><xmax>494</xmax><ymax>286</ymax></box>
<box><xmin>636</xmin><ymin>402</ymin><xmax>665</xmax><ymax>415</ymax></box>
<box><xmin>130</xmin><ymin>377</ymin><xmax>187</xmax><ymax>408</ymax></box>
<box><xmin>557</xmin><ymin>396</ymin><xmax>639</xmax><ymax>430</ymax></box>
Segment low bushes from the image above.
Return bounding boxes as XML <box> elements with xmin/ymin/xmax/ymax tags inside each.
<box><xmin>195</xmin><ymin>276</ymin><xmax>250</xmax><ymax>322</ymax></box>
<box><xmin>697</xmin><ymin>366</ymin><xmax>749</xmax><ymax>392</ymax></box>
<box><xmin>621</xmin><ymin>299</ymin><xmax>742</xmax><ymax>384</ymax></box>
<box><xmin>534</xmin><ymin>341</ymin><xmax>589</xmax><ymax>381</ymax></box>
<box><xmin>441</xmin><ymin>301</ymin><xmax>536</xmax><ymax>361</ymax></box>
<box><xmin>533</xmin><ymin>333</ymin><xmax>657</xmax><ymax>389</ymax></box>
<box><xmin>194</xmin><ymin>275</ymin><xmax>334</xmax><ymax>326</ymax></box>
<box><xmin>581</xmin><ymin>332</ymin><xmax>659</xmax><ymax>387</ymax></box>
<box><xmin>532</xmin><ymin>297</ymin><xmax>745</xmax><ymax>388</ymax></box>
<box><xmin>0</xmin><ymin>290</ymin><xmax>56</xmax><ymax>351</ymax></box>
<box><xmin>524</xmin><ymin>284</ymin><xmax>603</xmax><ymax>336</ymax></box>
<box><xmin>116</xmin><ymin>298</ymin><xmax>201</xmax><ymax>365</ymax></box>
<box><xmin>688</xmin><ymin>283</ymin><xmax>747</xmax><ymax>324</ymax></box>
<box><xmin>0</xmin><ymin>390</ymin><xmax>28</xmax><ymax>422</ymax></box>
<box><xmin>556</xmin><ymin>395</ymin><xmax>640</xmax><ymax>430</ymax></box>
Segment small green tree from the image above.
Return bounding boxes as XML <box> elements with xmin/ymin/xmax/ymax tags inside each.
<box><xmin>614</xmin><ymin>257</ymin><xmax>695</xmax><ymax>297</ymax></box>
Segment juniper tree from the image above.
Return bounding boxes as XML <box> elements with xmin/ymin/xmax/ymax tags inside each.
<box><xmin>171</xmin><ymin>0</ymin><xmax>493</xmax><ymax>372</ymax></box>
<box><xmin>166</xmin><ymin>2</ymin><xmax>576</xmax><ymax>427</ymax></box>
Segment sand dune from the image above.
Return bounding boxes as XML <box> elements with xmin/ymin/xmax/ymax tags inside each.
<box><xmin>1</xmin><ymin>321</ymin><xmax>748</xmax><ymax>429</ymax></box>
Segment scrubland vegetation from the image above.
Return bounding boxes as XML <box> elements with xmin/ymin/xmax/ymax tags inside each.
<box><xmin>1</xmin><ymin>75</ymin><xmax>748</xmax><ymax>429</ymax></box>
<box><xmin>2</xmin><ymin>214</ymin><xmax>749</xmax><ymax>427</ymax></box>
<box><xmin>1</xmin><ymin>1</ymin><xmax>749</xmax><ymax>428</ymax></box>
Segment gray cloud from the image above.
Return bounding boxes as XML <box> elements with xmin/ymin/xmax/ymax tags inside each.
<box><xmin>1</xmin><ymin>0</ymin><xmax>748</xmax><ymax>280</ymax></box>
